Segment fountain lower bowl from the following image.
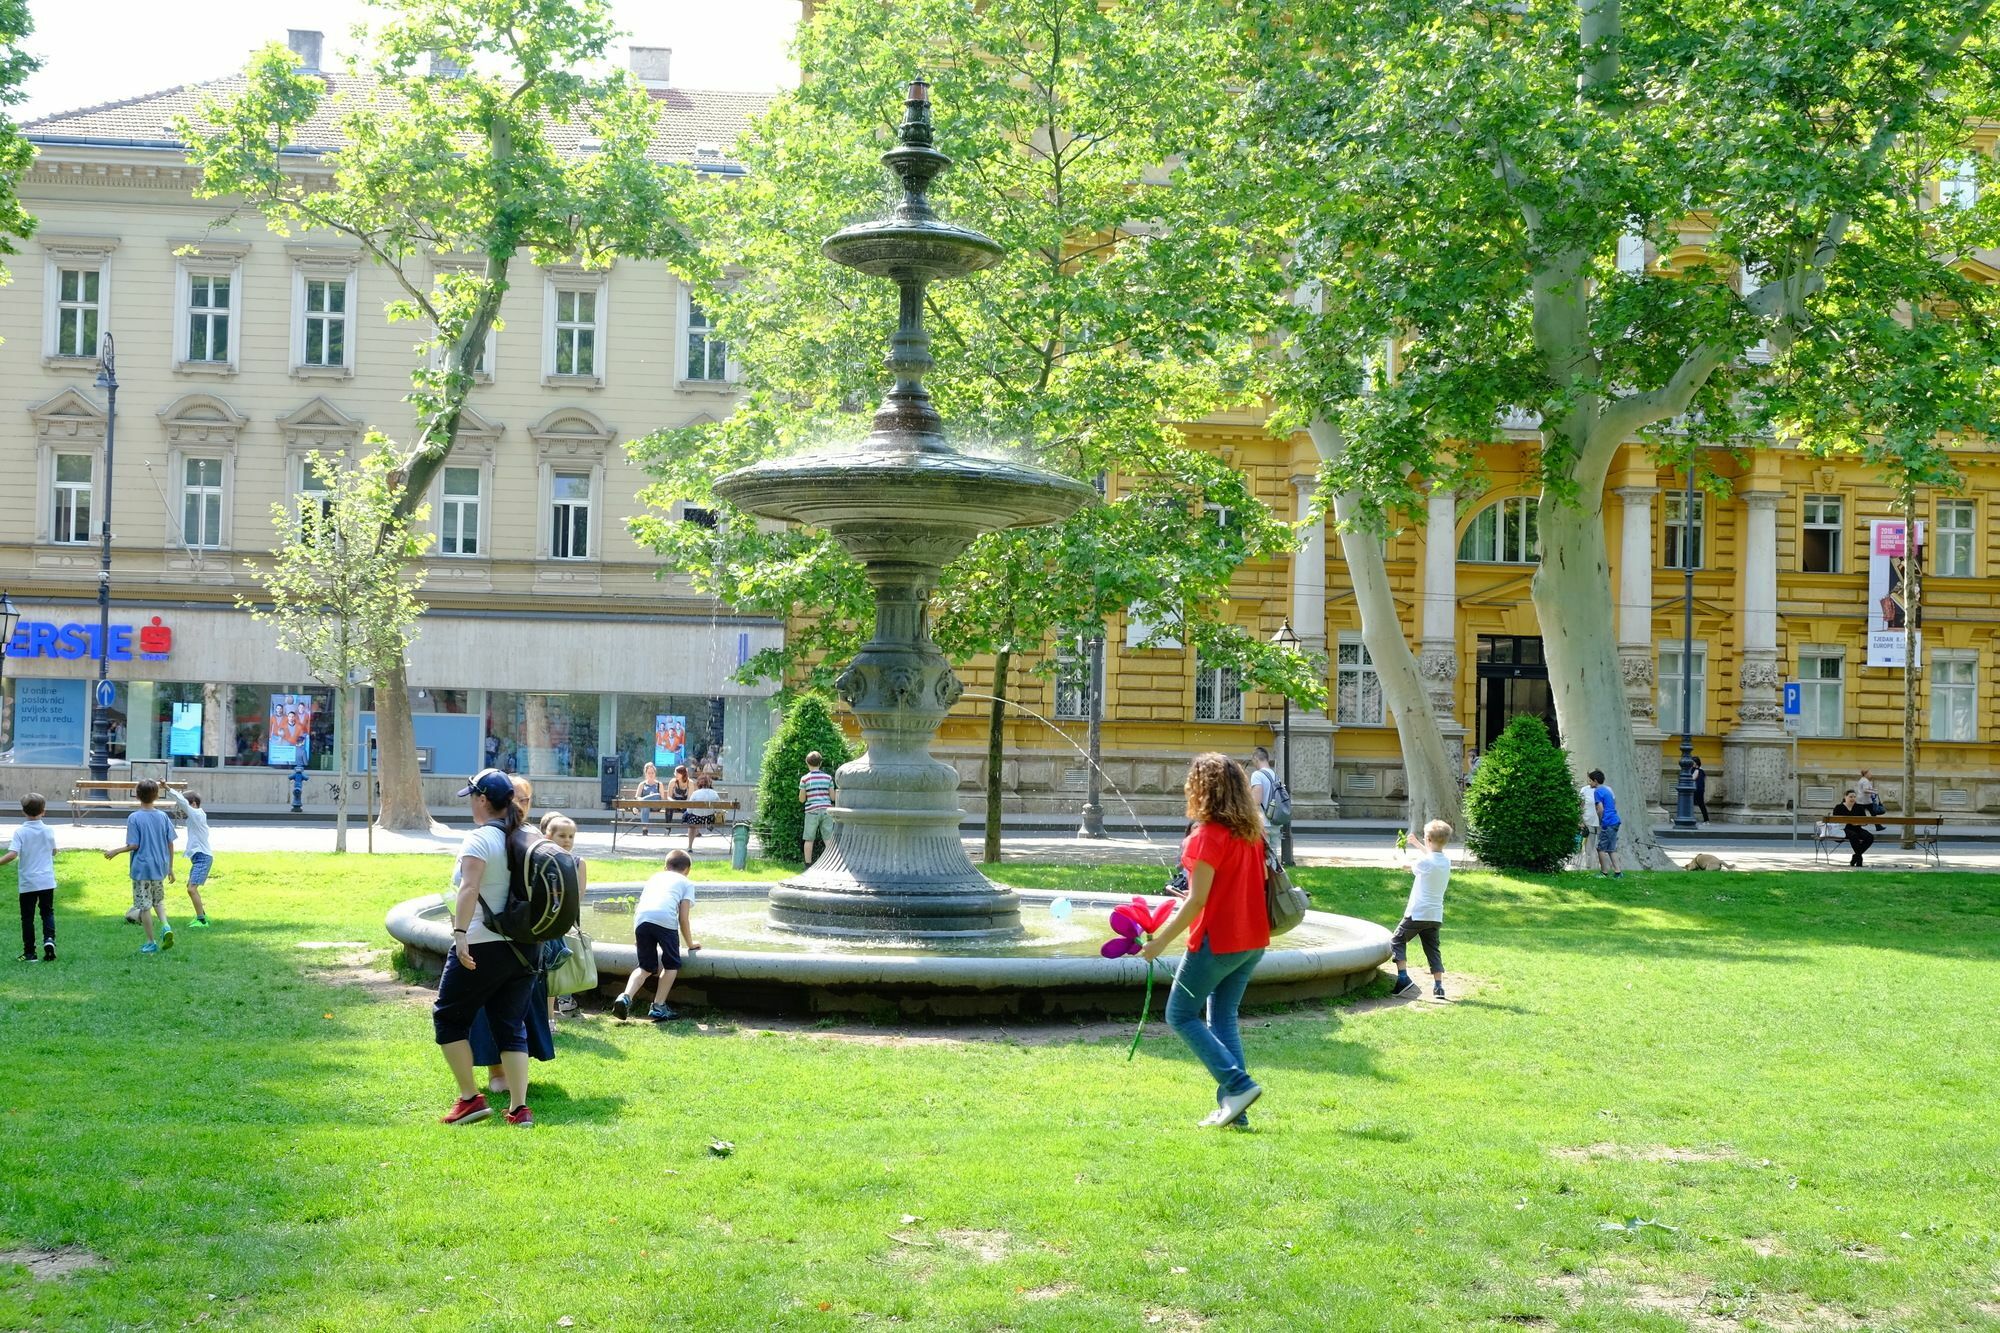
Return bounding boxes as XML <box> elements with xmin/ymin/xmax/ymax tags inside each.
<box><xmin>386</xmin><ymin>884</ymin><xmax>1393</xmax><ymax>1019</ymax></box>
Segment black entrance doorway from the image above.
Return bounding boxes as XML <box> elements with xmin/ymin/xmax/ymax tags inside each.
<box><xmin>1475</xmin><ymin>635</ymin><xmax>1559</xmax><ymax>751</ymax></box>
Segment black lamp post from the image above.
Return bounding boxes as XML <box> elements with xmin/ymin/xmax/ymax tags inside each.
<box><xmin>1271</xmin><ymin>617</ymin><xmax>1299</xmax><ymax>867</ymax></box>
<box><xmin>1078</xmin><ymin>633</ymin><xmax>1107</xmax><ymax>839</ymax></box>
<box><xmin>1672</xmin><ymin>460</ymin><xmax>1699</xmax><ymax>831</ymax></box>
<box><xmin>88</xmin><ymin>335</ymin><xmax>119</xmax><ymax>784</ymax></box>
<box><xmin>0</xmin><ymin>591</ymin><xmax>20</xmax><ymax>753</ymax></box>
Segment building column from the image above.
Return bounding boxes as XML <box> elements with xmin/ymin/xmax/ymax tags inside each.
<box><xmin>1283</xmin><ymin>474</ymin><xmax>1336</xmax><ymax>807</ymax></box>
<box><xmin>1723</xmin><ymin>488</ymin><xmax>1791</xmax><ymax>822</ymax></box>
<box><xmin>1418</xmin><ymin>484</ymin><xmax>1468</xmax><ymax>770</ymax></box>
<box><xmin>1613</xmin><ymin>485</ymin><xmax>1665</xmax><ymax>807</ymax></box>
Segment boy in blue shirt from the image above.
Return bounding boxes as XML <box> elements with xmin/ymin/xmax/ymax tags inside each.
<box><xmin>1587</xmin><ymin>769</ymin><xmax>1623</xmax><ymax>879</ymax></box>
<box><xmin>104</xmin><ymin>779</ymin><xmax>178</xmax><ymax>953</ymax></box>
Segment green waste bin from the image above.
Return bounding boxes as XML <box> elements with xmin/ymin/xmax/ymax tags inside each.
<box><xmin>731</xmin><ymin>821</ymin><xmax>751</xmax><ymax>871</ymax></box>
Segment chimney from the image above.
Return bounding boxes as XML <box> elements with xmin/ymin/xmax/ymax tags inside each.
<box><xmin>287</xmin><ymin>29</ymin><xmax>324</xmax><ymax>74</ymax></box>
<box><xmin>629</xmin><ymin>45</ymin><xmax>671</xmax><ymax>91</ymax></box>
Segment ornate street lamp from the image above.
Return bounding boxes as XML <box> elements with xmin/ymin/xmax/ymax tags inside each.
<box><xmin>0</xmin><ymin>591</ymin><xmax>19</xmax><ymax>753</ymax></box>
<box><xmin>1271</xmin><ymin>618</ymin><xmax>1299</xmax><ymax>866</ymax></box>
<box><xmin>1672</xmin><ymin>459</ymin><xmax>1699</xmax><ymax>831</ymax></box>
<box><xmin>88</xmin><ymin>335</ymin><xmax>119</xmax><ymax>784</ymax></box>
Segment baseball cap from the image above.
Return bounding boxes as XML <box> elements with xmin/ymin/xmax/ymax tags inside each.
<box><xmin>457</xmin><ymin>768</ymin><xmax>516</xmax><ymax>805</ymax></box>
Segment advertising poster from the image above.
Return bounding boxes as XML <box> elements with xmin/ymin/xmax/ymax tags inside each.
<box><xmin>1866</xmin><ymin>520</ymin><xmax>1921</xmax><ymax>668</ymax></box>
<box><xmin>654</xmin><ymin>713</ymin><xmax>687</xmax><ymax>768</ymax></box>
<box><xmin>169</xmin><ymin>702</ymin><xmax>203</xmax><ymax>757</ymax></box>
<box><xmin>5</xmin><ymin>678</ymin><xmax>87</xmax><ymax>765</ymax></box>
<box><xmin>266</xmin><ymin>693</ymin><xmax>317</xmax><ymax>766</ymax></box>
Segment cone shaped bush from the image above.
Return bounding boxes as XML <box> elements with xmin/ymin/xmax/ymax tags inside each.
<box><xmin>756</xmin><ymin>693</ymin><xmax>855</xmax><ymax>866</ymax></box>
<box><xmin>1464</xmin><ymin>714</ymin><xmax>1583</xmax><ymax>872</ymax></box>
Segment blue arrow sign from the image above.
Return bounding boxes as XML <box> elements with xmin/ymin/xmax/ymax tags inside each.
<box><xmin>1782</xmin><ymin>682</ymin><xmax>1802</xmax><ymax>716</ymax></box>
<box><xmin>94</xmin><ymin>678</ymin><xmax>116</xmax><ymax>710</ymax></box>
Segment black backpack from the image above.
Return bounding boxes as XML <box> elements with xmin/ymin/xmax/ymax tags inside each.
<box><xmin>480</xmin><ymin>825</ymin><xmax>582</xmax><ymax>950</ymax></box>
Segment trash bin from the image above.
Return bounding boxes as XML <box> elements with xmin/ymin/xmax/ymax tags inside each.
<box><xmin>731</xmin><ymin>821</ymin><xmax>751</xmax><ymax>871</ymax></box>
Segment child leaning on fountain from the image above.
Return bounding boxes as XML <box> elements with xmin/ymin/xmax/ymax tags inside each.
<box><xmin>612</xmin><ymin>848</ymin><xmax>701</xmax><ymax>1023</ymax></box>
<box><xmin>1390</xmin><ymin>819</ymin><xmax>1454</xmax><ymax>1000</ymax></box>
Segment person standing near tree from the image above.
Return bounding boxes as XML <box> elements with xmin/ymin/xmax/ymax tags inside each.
<box><xmin>798</xmin><ymin>751</ymin><xmax>836</xmax><ymax>865</ymax></box>
<box><xmin>1689</xmin><ymin>756</ymin><xmax>1710</xmax><ymax>825</ymax></box>
<box><xmin>1588</xmin><ymin>770</ymin><xmax>1622</xmax><ymax>879</ymax></box>
<box><xmin>1247</xmin><ymin>747</ymin><xmax>1277</xmax><ymax>848</ymax></box>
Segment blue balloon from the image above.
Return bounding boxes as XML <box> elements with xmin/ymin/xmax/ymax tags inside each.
<box><xmin>1048</xmin><ymin>897</ymin><xmax>1073</xmax><ymax>921</ymax></box>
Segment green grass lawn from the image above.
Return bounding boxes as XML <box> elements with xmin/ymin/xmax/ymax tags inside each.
<box><xmin>4</xmin><ymin>851</ymin><xmax>1997</xmax><ymax>1331</ymax></box>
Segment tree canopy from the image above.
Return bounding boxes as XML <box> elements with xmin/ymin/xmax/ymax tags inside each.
<box><xmin>0</xmin><ymin>0</ymin><xmax>40</xmax><ymax>285</ymax></box>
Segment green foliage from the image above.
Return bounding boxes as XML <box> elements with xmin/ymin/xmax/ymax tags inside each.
<box><xmin>755</xmin><ymin>693</ymin><xmax>854</xmax><ymax>865</ymax></box>
<box><xmin>628</xmin><ymin>0</ymin><xmax>1320</xmax><ymax>710</ymax></box>
<box><xmin>1464</xmin><ymin>715</ymin><xmax>1582</xmax><ymax>873</ymax></box>
<box><xmin>0</xmin><ymin>0</ymin><xmax>40</xmax><ymax>285</ymax></box>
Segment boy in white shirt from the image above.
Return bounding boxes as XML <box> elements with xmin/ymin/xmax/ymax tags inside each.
<box><xmin>612</xmin><ymin>848</ymin><xmax>701</xmax><ymax>1022</ymax></box>
<box><xmin>1576</xmin><ymin>778</ymin><xmax>1600</xmax><ymax>870</ymax></box>
<box><xmin>3</xmin><ymin>793</ymin><xmax>58</xmax><ymax>962</ymax></box>
<box><xmin>163</xmin><ymin>787</ymin><xmax>213</xmax><ymax>926</ymax></box>
<box><xmin>1391</xmin><ymin>819</ymin><xmax>1454</xmax><ymax>1000</ymax></box>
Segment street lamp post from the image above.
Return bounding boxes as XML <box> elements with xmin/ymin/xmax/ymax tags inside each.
<box><xmin>1672</xmin><ymin>460</ymin><xmax>1699</xmax><ymax>831</ymax></box>
<box><xmin>1271</xmin><ymin>618</ymin><xmax>1299</xmax><ymax>867</ymax></box>
<box><xmin>0</xmin><ymin>591</ymin><xmax>20</xmax><ymax>754</ymax></box>
<box><xmin>88</xmin><ymin>336</ymin><xmax>120</xmax><ymax>785</ymax></box>
<box><xmin>1078</xmin><ymin>633</ymin><xmax>1107</xmax><ymax>839</ymax></box>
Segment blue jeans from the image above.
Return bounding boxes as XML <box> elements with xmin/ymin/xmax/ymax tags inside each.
<box><xmin>1165</xmin><ymin>942</ymin><xmax>1264</xmax><ymax>1099</ymax></box>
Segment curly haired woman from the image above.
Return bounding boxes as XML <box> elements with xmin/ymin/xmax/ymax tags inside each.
<box><xmin>1143</xmin><ymin>752</ymin><xmax>1271</xmax><ymax>1128</ymax></box>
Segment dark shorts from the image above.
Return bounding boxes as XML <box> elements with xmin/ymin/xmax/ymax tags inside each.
<box><xmin>432</xmin><ymin>940</ymin><xmax>535</xmax><ymax>1051</ymax></box>
<box><xmin>1389</xmin><ymin>917</ymin><xmax>1444</xmax><ymax>972</ymax></box>
<box><xmin>188</xmin><ymin>852</ymin><xmax>213</xmax><ymax>887</ymax></box>
<box><xmin>636</xmin><ymin>921</ymin><xmax>682</xmax><ymax>973</ymax></box>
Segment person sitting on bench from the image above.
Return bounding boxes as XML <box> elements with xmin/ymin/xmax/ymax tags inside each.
<box><xmin>1830</xmin><ymin>790</ymin><xmax>1874</xmax><ymax>867</ymax></box>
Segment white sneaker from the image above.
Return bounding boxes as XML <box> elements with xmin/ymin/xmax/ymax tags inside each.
<box><xmin>1207</xmin><ymin>1083</ymin><xmax>1262</xmax><ymax>1128</ymax></box>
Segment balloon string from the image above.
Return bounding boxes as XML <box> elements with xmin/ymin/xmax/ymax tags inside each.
<box><xmin>1127</xmin><ymin>958</ymin><xmax>1155</xmax><ymax>1062</ymax></box>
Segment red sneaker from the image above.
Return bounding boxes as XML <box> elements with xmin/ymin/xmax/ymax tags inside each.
<box><xmin>441</xmin><ymin>1093</ymin><xmax>491</xmax><ymax>1125</ymax></box>
<box><xmin>504</xmin><ymin>1104</ymin><xmax>534</xmax><ymax>1128</ymax></box>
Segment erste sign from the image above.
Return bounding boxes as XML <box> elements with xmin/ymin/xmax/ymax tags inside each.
<box><xmin>3</xmin><ymin>616</ymin><xmax>174</xmax><ymax>662</ymax></box>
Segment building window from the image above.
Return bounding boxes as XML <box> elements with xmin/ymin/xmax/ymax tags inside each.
<box><xmin>181</xmin><ymin>457</ymin><xmax>225</xmax><ymax>549</ymax></box>
<box><xmin>685</xmin><ymin>301</ymin><xmax>727</xmax><ymax>382</ymax></box>
<box><xmin>1936</xmin><ymin>500</ymin><xmax>1975</xmax><ymax>578</ymax></box>
<box><xmin>550</xmin><ymin>470</ymin><xmax>592</xmax><ymax>559</ymax></box>
<box><xmin>1656</xmin><ymin>645</ymin><xmax>1707</xmax><ymax>734</ymax></box>
<box><xmin>52</xmin><ymin>453</ymin><xmax>93</xmax><ymax>544</ymax></box>
<box><xmin>1335</xmin><ymin>637</ymin><xmax>1384</xmax><ymax>726</ymax></box>
<box><xmin>1053</xmin><ymin>640</ymin><xmax>1091</xmax><ymax>721</ymax></box>
<box><xmin>552</xmin><ymin>288</ymin><xmax>599</xmax><ymax>377</ymax></box>
<box><xmin>1193</xmin><ymin>655</ymin><xmax>1243</xmax><ymax>723</ymax></box>
<box><xmin>1458</xmin><ymin>496</ymin><xmax>1539</xmax><ymax>564</ymax></box>
<box><xmin>1663</xmin><ymin>493</ymin><xmax>1705</xmax><ymax>569</ymax></box>
<box><xmin>1931</xmin><ymin>653</ymin><xmax>1977</xmax><ymax>742</ymax></box>
<box><xmin>1941</xmin><ymin>156</ymin><xmax>1982</xmax><ymax>209</ymax></box>
<box><xmin>440</xmin><ymin>466</ymin><xmax>481</xmax><ymax>556</ymax></box>
<box><xmin>1798</xmin><ymin>652</ymin><xmax>1844</xmax><ymax>738</ymax></box>
<box><xmin>295</xmin><ymin>461</ymin><xmax>333</xmax><ymax>540</ymax></box>
<box><xmin>485</xmin><ymin>691</ymin><xmax>601</xmax><ymax>778</ymax></box>
<box><xmin>1801</xmin><ymin>494</ymin><xmax>1843</xmax><ymax>572</ymax></box>
<box><xmin>186</xmin><ymin>273</ymin><xmax>232</xmax><ymax>364</ymax></box>
<box><xmin>54</xmin><ymin>267</ymin><xmax>102</xmax><ymax>358</ymax></box>
<box><xmin>298</xmin><ymin>274</ymin><xmax>351</xmax><ymax>369</ymax></box>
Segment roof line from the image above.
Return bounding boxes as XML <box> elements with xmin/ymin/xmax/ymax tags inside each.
<box><xmin>22</xmin><ymin>81</ymin><xmax>201</xmax><ymax>130</ymax></box>
<box><xmin>27</xmin><ymin>135</ymin><xmax>326</xmax><ymax>156</ymax></box>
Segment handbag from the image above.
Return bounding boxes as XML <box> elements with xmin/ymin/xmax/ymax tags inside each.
<box><xmin>545</xmin><ymin>926</ymin><xmax>598</xmax><ymax>996</ymax></box>
<box><xmin>1264</xmin><ymin>846</ymin><xmax>1309</xmax><ymax>936</ymax></box>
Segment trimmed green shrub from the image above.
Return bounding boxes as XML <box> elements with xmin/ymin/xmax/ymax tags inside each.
<box><xmin>1464</xmin><ymin>714</ymin><xmax>1583</xmax><ymax>872</ymax></box>
<box><xmin>755</xmin><ymin>693</ymin><xmax>855</xmax><ymax>865</ymax></box>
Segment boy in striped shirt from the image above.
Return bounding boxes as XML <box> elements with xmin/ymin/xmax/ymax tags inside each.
<box><xmin>799</xmin><ymin>752</ymin><xmax>837</xmax><ymax>865</ymax></box>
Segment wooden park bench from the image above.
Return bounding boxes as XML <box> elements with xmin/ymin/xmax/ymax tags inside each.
<box><xmin>68</xmin><ymin>779</ymin><xmax>190</xmax><ymax>825</ymax></box>
<box><xmin>610</xmin><ymin>793</ymin><xmax>742</xmax><ymax>852</ymax></box>
<box><xmin>1813</xmin><ymin>814</ymin><xmax>1944</xmax><ymax>868</ymax></box>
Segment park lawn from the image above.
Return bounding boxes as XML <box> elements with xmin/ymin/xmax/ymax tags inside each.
<box><xmin>3</xmin><ymin>851</ymin><xmax>1997</xmax><ymax>1331</ymax></box>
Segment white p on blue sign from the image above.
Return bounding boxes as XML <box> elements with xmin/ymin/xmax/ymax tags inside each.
<box><xmin>1782</xmin><ymin>682</ymin><xmax>1802</xmax><ymax>716</ymax></box>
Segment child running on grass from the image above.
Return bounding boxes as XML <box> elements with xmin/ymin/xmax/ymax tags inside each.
<box><xmin>3</xmin><ymin>793</ymin><xmax>58</xmax><ymax>962</ymax></box>
<box><xmin>162</xmin><ymin>787</ymin><xmax>212</xmax><ymax>926</ymax></box>
<box><xmin>104</xmin><ymin>779</ymin><xmax>177</xmax><ymax>954</ymax></box>
<box><xmin>1390</xmin><ymin>818</ymin><xmax>1453</xmax><ymax>1000</ymax></box>
<box><xmin>612</xmin><ymin>848</ymin><xmax>700</xmax><ymax>1022</ymax></box>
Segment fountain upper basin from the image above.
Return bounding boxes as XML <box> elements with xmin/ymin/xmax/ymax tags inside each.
<box><xmin>714</xmin><ymin>446</ymin><xmax>1097</xmax><ymax>535</ymax></box>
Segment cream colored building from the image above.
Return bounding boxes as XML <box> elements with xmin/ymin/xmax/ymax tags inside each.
<box><xmin>0</xmin><ymin>34</ymin><xmax>782</xmax><ymax>813</ymax></box>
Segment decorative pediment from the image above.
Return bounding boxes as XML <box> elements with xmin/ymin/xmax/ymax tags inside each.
<box><xmin>442</xmin><ymin>406</ymin><xmax>504</xmax><ymax>459</ymax></box>
<box><xmin>28</xmin><ymin>387</ymin><xmax>106</xmax><ymax>442</ymax></box>
<box><xmin>528</xmin><ymin>406</ymin><xmax>615</xmax><ymax>459</ymax></box>
<box><xmin>679</xmin><ymin>411</ymin><xmax>723</xmax><ymax>429</ymax></box>
<box><xmin>277</xmin><ymin>395</ymin><xmax>364</xmax><ymax>447</ymax></box>
<box><xmin>158</xmin><ymin>393</ymin><xmax>249</xmax><ymax>448</ymax></box>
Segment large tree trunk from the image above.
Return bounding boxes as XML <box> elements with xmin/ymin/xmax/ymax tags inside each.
<box><xmin>983</xmin><ymin>648</ymin><xmax>1010</xmax><ymax>864</ymax></box>
<box><xmin>373</xmin><ymin>654</ymin><xmax>433</xmax><ymax>831</ymax></box>
<box><xmin>1308</xmin><ymin>421</ymin><xmax>1462</xmax><ymax>832</ymax></box>
<box><xmin>1531</xmin><ymin>495</ymin><xmax>1669</xmax><ymax>868</ymax></box>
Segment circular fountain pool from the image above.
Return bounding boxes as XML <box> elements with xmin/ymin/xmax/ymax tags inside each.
<box><xmin>385</xmin><ymin>883</ymin><xmax>1393</xmax><ymax>1019</ymax></box>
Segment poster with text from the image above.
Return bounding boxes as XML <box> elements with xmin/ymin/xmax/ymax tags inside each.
<box><xmin>169</xmin><ymin>702</ymin><xmax>203</xmax><ymax>757</ymax></box>
<box><xmin>266</xmin><ymin>693</ymin><xmax>317</xmax><ymax>766</ymax></box>
<box><xmin>1866</xmin><ymin>520</ymin><xmax>1921</xmax><ymax>667</ymax></box>
<box><xmin>654</xmin><ymin>714</ymin><xmax>687</xmax><ymax>768</ymax></box>
<box><xmin>4</xmin><ymin>678</ymin><xmax>86</xmax><ymax>765</ymax></box>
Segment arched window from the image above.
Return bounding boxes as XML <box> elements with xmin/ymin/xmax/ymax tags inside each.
<box><xmin>1458</xmin><ymin>496</ymin><xmax>1540</xmax><ymax>564</ymax></box>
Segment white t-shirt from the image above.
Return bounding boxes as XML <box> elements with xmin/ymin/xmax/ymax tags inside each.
<box><xmin>1248</xmin><ymin>768</ymin><xmax>1275</xmax><ymax>809</ymax></box>
<box><xmin>1403</xmin><ymin>850</ymin><xmax>1451</xmax><ymax>921</ymax></box>
<box><xmin>453</xmin><ymin>824</ymin><xmax>511</xmax><ymax>946</ymax></box>
<box><xmin>166</xmin><ymin>789</ymin><xmax>212</xmax><ymax>855</ymax></box>
<box><xmin>635</xmin><ymin>870</ymin><xmax>696</xmax><ymax>932</ymax></box>
<box><xmin>9</xmin><ymin>820</ymin><xmax>57</xmax><ymax>893</ymax></box>
<box><xmin>1578</xmin><ymin>782</ymin><xmax>1600</xmax><ymax>829</ymax></box>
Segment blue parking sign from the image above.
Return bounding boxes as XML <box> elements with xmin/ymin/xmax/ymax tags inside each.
<box><xmin>1782</xmin><ymin>682</ymin><xmax>1802</xmax><ymax>716</ymax></box>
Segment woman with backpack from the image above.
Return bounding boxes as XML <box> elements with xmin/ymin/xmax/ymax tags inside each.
<box><xmin>1142</xmin><ymin>752</ymin><xmax>1271</xmax><ymax>1129</ymax></box>
<box><xmin>470</xmin><ymin>779</ymin><xmax>557</xmax><ymax>1104</ymax></box>
<box><xmin>434</xmin><ymin>768</ymin><xmax>538</xmax><ymax>1128</ymax></box>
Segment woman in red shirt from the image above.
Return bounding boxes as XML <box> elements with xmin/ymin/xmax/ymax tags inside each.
<box><xmin>1143</xmin><ymin>752</ymin><xmax>1271</xmax><ymax>1128</ymax></box>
